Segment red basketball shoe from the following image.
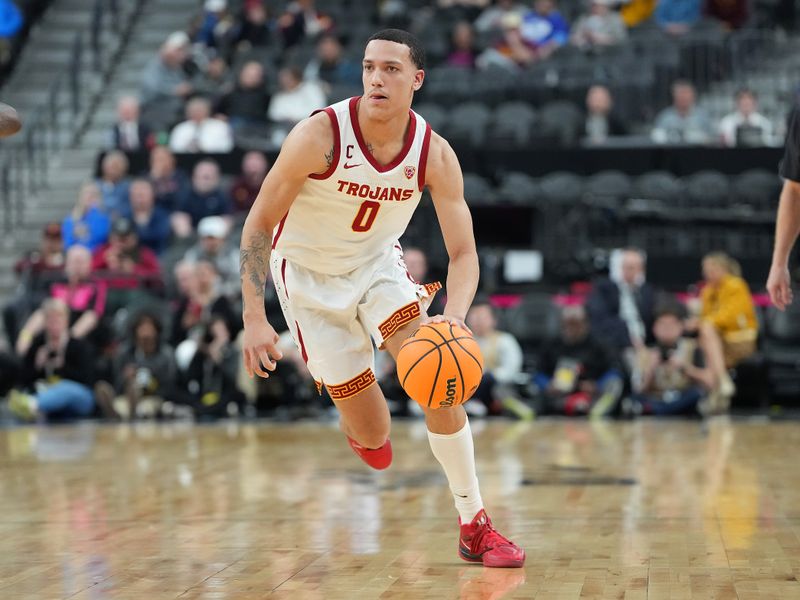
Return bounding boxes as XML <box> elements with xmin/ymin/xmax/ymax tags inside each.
<box><xmin>346</xmin><ymin>436</ymin><xmax>393</xmax><ymax>470</ymax></box>
<box><xmin>458</xmin><ymin>509</ymin><xmax>526</xmax><ymax>568</ymax></box>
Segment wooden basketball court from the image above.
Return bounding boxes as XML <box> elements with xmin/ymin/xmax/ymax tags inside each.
<box><xmin>1</xmin><ymin>418</ymin><xmax>799</xmax><ymax>599</ymax></box>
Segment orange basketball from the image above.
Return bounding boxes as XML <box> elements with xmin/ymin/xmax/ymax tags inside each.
<box><xmin>396</xmin><ymin>322</ymin><xmax>484</xmax><ymax>409</ymax></box>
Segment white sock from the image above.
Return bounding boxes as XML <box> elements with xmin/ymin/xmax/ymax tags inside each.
<box><xmin>427</xmin><ymin>417</ymin><xmax>484</xmax><ymax>523</ymax></box>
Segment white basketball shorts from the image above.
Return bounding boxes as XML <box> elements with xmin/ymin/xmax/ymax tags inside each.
<box><xmin>270</xmin><ymin>244</ymin><xmax>441</xmax><ymax>401</ymax></box>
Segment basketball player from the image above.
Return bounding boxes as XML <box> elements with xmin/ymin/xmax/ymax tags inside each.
<box><xmin>0</xmin><ymin>102</ymin><xmax>21</xmax><ymax>138</ymax></box>
<box><xmin>768</xmin><ymin>105</ymin><xmax>800</xmax><ymax>310</ymax></box>
<box><xmin>239</xmin><ymin>29</ymin><xmax>525</xmax><ymax>568</ymax></box>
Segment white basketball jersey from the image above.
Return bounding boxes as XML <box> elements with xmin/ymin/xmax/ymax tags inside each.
<box><xmin>271</xmin><ymin>96</ymin><xmax>432</xmax><ymax>274</ymax></box>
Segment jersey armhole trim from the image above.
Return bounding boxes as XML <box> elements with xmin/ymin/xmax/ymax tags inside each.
<box><xmin>309</xmin><ymin>107</ymin><xmax>340</xmax><ymax>180</ymax></box>
<box><xmin>418</xmin><ymin>123</ymin><xmax>432</xmax><ymax>192</ymax></box>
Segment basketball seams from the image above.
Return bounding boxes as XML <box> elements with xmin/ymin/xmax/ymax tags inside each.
<box><xmin>450</xmin><ymin>336</ymin><xmax>483</xmax><ymax>373</ymax></box>
<box><xmin>420</xmin><ymin>323</ymin><xmax>466</xmax><ymax>405</ymax></box>
<box><xmin>400</xmin><ymin>344</ymin><xmax>442</xmax><ymax>387</ymax></box>
<box><xmin>427</xmin><ymin>345</ymin><xmax>443</xmax><ymax>408</ymax></box>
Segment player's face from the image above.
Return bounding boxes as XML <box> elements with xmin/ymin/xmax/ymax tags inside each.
<box><xmin>362</xmin><ymin>40</ymin><xmax>424</xmax><ymax>117</ymax></box>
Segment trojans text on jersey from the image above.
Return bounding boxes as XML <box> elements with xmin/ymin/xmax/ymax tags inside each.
<box><xmin>336</xmin><ymin>179</ymin><xmax>415</xmax><ymax>202</ymax></box>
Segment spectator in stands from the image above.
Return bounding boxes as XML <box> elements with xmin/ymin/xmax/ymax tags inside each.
<box><xmin>94</xmin><ymin>311</ymin><xmax>176</xmax><ymax>421</ymax></box>
<box><xmin>8</xmin><ymin>298</ymin><xmax>95</xmax><ymax>422</ymax></box>
<box><xmin>4</xmin><ymin>223</ymin><xmax>65</xmax><ymax>345</ymax></box>
<box><xmin>651</xmin><ymin>80</ymin><xmax>713</xmax><ymax>144</ymax></box>
<box><xmin>268</xmin><ymin>66</ymin><xmax>327</xmax><ymax>129</ymax></box>
<box><xmin>169</xmin><ymin>97</ymin><xmax>234</xmax><ymax>154</ymax></box>
<box><xmin>466</xmin><ymin>299</ymin><xmax>530</xmax><ymax>418</ymax></box>
<box><xmin>627</xmin><ymin>303</ymin><xmax>712</xmax><ymax>416</ymax></box>
<box><xmin>587</xmin><ymin>248</ymin><xmax>656</xmax><ymax>354</ymax></box>
<box><xmin>190</xmin><ymin>0</ymin><xmax>234</xmax><ymax>49</ymax></box>
<box><xmin>170</xmin><ymin>259</ymin><xmax>239</xmax><ymax>348</ymax></box>
<box><xmin>124</xmin><ymin>179</ymin><xmax>172</xmax><ymax>255</ymax></box>
<box><xmin>278</xmin><ymin>0</ymin><xmax>334</xmax><ymax>49</ymax></box>
<box><xmin>477</xmin><ymin>12</ymin><xmax>537</xmax><ymax>69</ymax></box>
<box><xmin>185</xmin><ymin>216</ymin><xmax>241</xmax><ymax>300</ymax></box>
<box><xmin>172</xmin><ymin>160</ymin><xmax>231</xmax><ymax>236</ymax></box>
<box><xmin>686</xmin><ymin>252</ymin><xmax>757</xmax><ymax>411</ymax></box>
<box><xmin>92</xmin><ymin>217</ymin><xmax>162</xmax><ymax>291</ymax></box>
<box><xmin>446</xmin><ymin>22</ymin><xmax>478</xmax><ymax>68</ymax></box>
<box><xmin>96</xmin><ymin>150</ymin><xmax>131</xmax><ymax>219</ymax></box>
<box><xmin>16</xmin><ymin>245</ymin><xmax>107</xmax><ymax>357</ymax></box>
<box><xmin>582</xmin><ymin>85</ymin><xmax>627</xmax><ymax>144</ymax></box>
<box><xmin>216</xmin><ymin>60</ymin><xmax>271</xmax><ymax>131</ymax></box>
<box><xmin>139</xmin><ymin>32</ymin><xmax>194</xmax><ymax>124</ymax></box>
<box><xmin>705</xmin><ymin>0</ymin><xmax>748</xmax><ymax>30</ymax></box>
<box><xmin>535</xmin><ymin>305</ymin><xmax>622</xmax><ymax>416</ymax></box>
<box><xmin>655</xmin><ymin>0</ymin><xmax>701</xmax><ymax>35</ymax></box>
<box><xmin>718</xmin><ymin>88</ymin><xmax>774</xmax><ymax>147</ymax></box>
<box><xmin>191</xmin><ymin>56</ymin><xmax>235</xmax><ymax>106</ymax></box>
<box><xmin>148</xmin><ymin>145</ymin><xmax>189</xmax><ymax>213</ymax></box>
<box><xmin>228</xmin><ymin>0</ymin><xmax>272</xmax><ymax>52</ymax></box>
<box><xmin>230</xmin><ymin>150</ymin><xmax>269</xmax><ymax>214</ymax></box>
<box><xmin>474</xmin><ymin>0</ymin><xmax>526</xmax><ymax>34</ymax></box>
<box><xmin>304</xmin><ymin>34</ymin><xmax>361</xmax><ymax>87</ymax></box>
<box><xmin>620</xmin><ymin>0</ymin><xmax>657</xmax><ymax>27</ymax></box>
<box><xmin>520</xmin><ymin>0</ymin><xmax>570</xmax><ymax>59</ymax></box>
<box><xmin>570</xmin><ymin>0</ymin><xmax>627</xmax><ymax>50</ymax></box>
<box><xmin>177</xmin><ymin>313</ymin><xmax>244</xmax><ymax>419</ymax></box>
<box><xmin>110</xmin><ymin>96</ymin><xmax>152</xmax><ymax>152</ymax></box>
<box><xmin>437</xmin><ymin>0</ymin><xmax>491</xmax><ymax>22</ymax></box>
<box><xmin>62</xmin><ymin>182</ymin><xmax>111</xmax><ymax>252</ymax></box>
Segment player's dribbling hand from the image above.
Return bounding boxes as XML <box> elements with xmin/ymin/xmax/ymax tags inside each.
<box><xmin>241</xmin><ymin>321</ymin><xmax>283</xmax><ymax>378</ymax></box>
<box><xmin>767</xmin><ymin>264</ymin><xmax>793</xmax><ymax>311</ymax></box>
<box><xmin>422</xmin><ymin>314</ymin><xmax>473</xmax><ymax>335</ymax></box>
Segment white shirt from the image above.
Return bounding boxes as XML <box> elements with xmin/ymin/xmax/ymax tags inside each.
<box><xmin>169</xmin><ymin>118</ymin><xmax>234</xmax><ymax>153</ymax></box>
<box><xmin>268</xmin><ymin>81</ymin><xmax>327</xmax><ymax>125</ymax></box>
<box><xmin>718</xmin><ymin>111</ymin><xmax>774</xmax><ymax>147</ymax></box>
<box><xmin>475</xmin><ymin>331</ymin><xmax>523</xmax><ymax>384</ymax></box>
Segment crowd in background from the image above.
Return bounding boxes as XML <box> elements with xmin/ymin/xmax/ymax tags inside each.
<box><xmin>0</xmin><ymin>0</ymin><xmax>784</xmax><ymax>423</ymax></box>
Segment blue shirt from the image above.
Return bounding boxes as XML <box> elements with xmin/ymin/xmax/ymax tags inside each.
<box><xmin>656</xmin><ymin>0</ymin><xmax>701</xmax><ymax>26</ymax></box>
<box><xmin>62</xmin><ymin>207</ymin><xmax>111</xmax><ymax>251</ymax></box>
<box><xmin>177</xmin><ymin>189</ymin><xmax>232</xmax><ymax>227</ymax></box>
<box><xmin>521</xmin><ymin>10</ymin><xmax>570</xmax><ymax>47</ymax></box>
<box><xmin>123</xmin><ymin>206</ymin><xmax>172</xmax><ymax>255</ymax></box>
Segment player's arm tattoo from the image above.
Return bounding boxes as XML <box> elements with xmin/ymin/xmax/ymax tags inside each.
<box><xmin>239</xmin><ymin>231</ymin><xmax>271</xmax><ymax>304</ymax></box>
<box><xmin>324</xmin><ymin>145</ymin><xmax>335</xmax><ymax>169</ymax></box>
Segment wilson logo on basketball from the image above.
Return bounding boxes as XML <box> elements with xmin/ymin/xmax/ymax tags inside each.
<box><xmin>404</xmin><ymin>165</ymin><xmax>416</xmax><ymax>179</ymax></box>
<box><xmin>440</xmin><ymin>377</ymin><xmax>457</xmax><ymax>408</ymax></box>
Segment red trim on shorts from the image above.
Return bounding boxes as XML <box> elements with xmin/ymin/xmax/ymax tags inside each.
<box><xmin>349</xmin><ymin>96</ymin><xmax>417</xmax><ymax>173</ymax></box>
<box><xmin>309</xmin><ymin>107</ymin><xmax>340</xmax><ymax>180</ymax></box>
<box><xmin>280</xmin><ymin>258</ymin><xmax>288</xmax><ymax>298</ymax></box>
<box><xmin>418</xmin><ymin>122</ymin><xmax>432</xmax><ymax>192</ymax></box>
<box><xmin>272</xmin><ymin>214</ymin><xmax>288</xmax><ymax>250</ymax></box>
<box><xmin>379</xmin><ymin>301</ymin><xmax>421</xmax><ymax>342</ymax></box>
<box><xmin>295</xmin><ymin>320</ymin><xmax>309</xmax><ymax>364</ymax></box>
<box><xmin>327</xmin><ymin>368</ymin><xmax>377</xmax><ymax>400</ymax></box>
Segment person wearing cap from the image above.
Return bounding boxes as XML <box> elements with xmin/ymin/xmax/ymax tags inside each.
<box><xmin>570</xmin><ymin>0</ymin><xmax>627</xmax><ymax>50</ymax></box>
<box><xmin>92</xmin><ymin>218</ymin><xmax>162</xmax><ymax>292</ymax></box>
<box><xmin>185</xmin><ymin>216</ymin><xmax>241</xmax><ymax>300</ymax></box>
<box><xmin>139</xmin><ymin>31</ymin><xmax>194</xmax><ymax>123</ymax></box>
<box><xmin>124</xmin><ymin>179</ymin><xmax>171</xmax><ymax>255</ymax></box>
<box><xmin>193</xmin><ymin>0</ymin><xmax>232</xmax><ymax>49</ymax></box>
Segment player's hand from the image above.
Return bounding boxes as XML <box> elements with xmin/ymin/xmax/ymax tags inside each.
<box><xmin>767</xmin><ymin>263</ymin><xmax>793</xmax><ymax>311</ymax></box>
<box><xmin>422</xmin><ymin>314</ymin><xmax>473</xmax><ymax>335</ymax></box>
<box><xmin>241</xmin><ymin>320</ymin><xmax>283</xmax><ymax>378</ymax></box>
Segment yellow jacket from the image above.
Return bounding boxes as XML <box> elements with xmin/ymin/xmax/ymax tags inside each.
<box><xmin>700</xmin><ymin>275</ymin><xmax>758</xmax><ymax>342</ymax></box>
<box><xmin>621</xmin><ymin>0</ymin><xmax>657</xmax><ymax>27</ymax></box>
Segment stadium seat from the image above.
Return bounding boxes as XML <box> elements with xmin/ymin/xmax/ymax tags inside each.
<box><xmin>584</xmin><ymin>170</ymin><xmax>632</xmax><ymax>207</ymax></box>
<box><xmin>462</xmin><ymin>173</ymin><xmax>495</xmax><ymax>205</ymax></box>
<box><xmin>683</xmin><ymin>170</ymin><xmax>731</xmax><ymax>210</ymax></box>
<box><xmin>538</xmin><ymin>100</ymin><xmax>584</xmax><ymax>147</ymax></box>
<box><xmin>444</xmin><ymin>102</ymin><xmax>491</xmax><ymax>147</ymax></box>
<box><xmin>539</xmin><ymin>171</ymin><xmax>584</xmax><ymax>205</ymax></box>
<box><xmin>501</xmin><ymin>292</ymin><xmax>561</xmax><ymax>354</ymax></box>
<box><xmin>486</xmin><ymin>102</ymin><xmax>537</xmax><ymax>148</ymax></box>
<box><xmin>732</xmin><ymin>169</ymin><xmax>782</xmax><ymax>211</ymax></box>
<box><xmin>763</xmin><ymin>303</ymin><xmax>800</xmax><ymax>400</ymax></box>
<box><xmin>413</xmin><ymin>102</ymin><xmax>448</xmax><ymax>132</ymax></box>
<box><xmin>632</xmin><ymin>171</ymin><xmax>683</xmax><ymax>204</ymax></box>
<box><xmin>496</xmin><ymin>172</ymin><xmax>538</xmax><ymax>204</ymax></box>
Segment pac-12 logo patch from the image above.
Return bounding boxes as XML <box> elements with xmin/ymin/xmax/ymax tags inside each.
<box><xmin>404</xmin><ymin>165</ymin><xmax>416</xmax><ymax>179</ymax></box>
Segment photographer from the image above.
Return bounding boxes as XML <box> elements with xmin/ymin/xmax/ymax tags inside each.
<box><xmin>94</xmin><ymin>311</ymin><xmax>176</xmax><ymax>420</ymax></box>
<box><xmin>177</xmin><ymin>314</ymin><xmax>244</xmax><ymax>420</ymax></box>
<box><xmin>7</xmin><ymin>298</ymin><xmax>95</xmax><ymax>421</ymax></box>
<box><xmin>627</xmin><ymin>305</ymin><xmax>713</xmax><ymax>417</ymax></box>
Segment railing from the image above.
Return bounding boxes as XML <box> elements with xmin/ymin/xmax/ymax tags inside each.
<box><xmin>0</xmin><ymin>0</ymin><xmax>145</xmax><ymax>236</ymax></box>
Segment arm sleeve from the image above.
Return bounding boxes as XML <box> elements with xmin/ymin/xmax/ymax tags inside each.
<box><xmin>779</xmin><ymin>107</ymin><xmax>800</xmax><ymax>182</ymax></box>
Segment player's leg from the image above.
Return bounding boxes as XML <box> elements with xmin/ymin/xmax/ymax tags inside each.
<box><xmin>333</xmin><ymin>380</ymin><xmax>393</xmax><ymax>470</ymax></box>
<box><xmin>383</xmin><ymin>319</ymin><xmax>525</xmax><ymax>567</ymax></box>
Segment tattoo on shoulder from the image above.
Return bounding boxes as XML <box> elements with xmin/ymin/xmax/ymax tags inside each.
<box><xmin>367</xmin><ymin>142</ymin><xmax>374</xmax><ymax>154</ymax></box>
<box><xmin>239</xmin><ymin>231</ymin><xmax>271</xmax><ymax>299</ymax></box>
<box><xmin>324</xmin><ymin>146</ymin><xmax>334</xmax><ymax>169</ymax></box>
